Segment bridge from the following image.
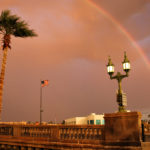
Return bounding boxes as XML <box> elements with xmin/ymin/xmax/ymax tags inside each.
<box><xmin>0</xmin><ymin>112</ymin><xmax>149</xmax><ymax>150</ymax></box>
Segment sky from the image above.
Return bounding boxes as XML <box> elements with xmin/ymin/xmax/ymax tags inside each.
<box><xmin>0</xmin><ymin>0</ymin><xmax>150</xmax><ymax>123</ymax></box>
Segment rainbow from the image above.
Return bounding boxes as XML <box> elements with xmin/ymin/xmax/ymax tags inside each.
<box><xmin>86</xmin><ymin>0</ymin><xmax>150</xmax><ymax>68</ymax></box>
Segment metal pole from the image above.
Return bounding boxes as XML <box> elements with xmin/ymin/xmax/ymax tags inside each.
<box><xmin>118</xmin><ymin>80</ymin><xmax>122</xmax><ymax>94</ymax></box>
<box><xmin>40</xmin><ymin>81</ymin><xmax>42</xmax><ymax>125</ymax></box>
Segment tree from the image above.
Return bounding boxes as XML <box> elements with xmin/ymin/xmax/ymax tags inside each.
<box><xmin>0</xmin><ymin>10</ymin><xmax>37</xmax><ymax>118</ymax></box>
<box><xmin>61</xmin><ymin>120</ymin><xmax>65</xmax><ymax>124</ymax></box>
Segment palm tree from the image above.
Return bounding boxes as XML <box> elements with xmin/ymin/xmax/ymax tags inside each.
<box><xmin>0</xmin><ymin>10</ymin><xmax>37</xmax><ymax>118</ymax></box>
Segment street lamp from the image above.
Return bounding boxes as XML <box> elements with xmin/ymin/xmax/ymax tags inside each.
<box><xmin>107</xmin><ymin>52</ymin><xmax>131</xmax><ymax>112</ymax></box>
<box><xmin>122</xmin><ymin>52</ymin><xmax>130</xmax><ymax>74</ymax></box>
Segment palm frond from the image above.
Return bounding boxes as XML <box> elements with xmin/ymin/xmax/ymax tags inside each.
<box><xmin>14</xmin><ymin>27</ymin><xmax>37</xmax><ymax>37</ymax></box>
<box><xmin>0</xmin><ymin>9</ymin><xmax>37</xmax><ymax>37</ymax></box>
<box><xmin>0</xmin><ymin>10</ymin><xmax>11</xmax><ymax>20</ymax></box>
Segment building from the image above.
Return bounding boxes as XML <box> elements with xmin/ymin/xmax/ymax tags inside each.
<box><xmin>65</xmin><ymin>113</ymin><xmax>104</xmax><ymax>125</ymax></box>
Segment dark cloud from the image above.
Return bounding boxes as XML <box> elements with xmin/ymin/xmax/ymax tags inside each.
<box><xmin>92</xmin><ymin>0</ymin><xmax>149</xmax><ymax>21</ymax></box>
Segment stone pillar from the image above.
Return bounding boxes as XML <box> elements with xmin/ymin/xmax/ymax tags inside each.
<box><xmin>13</xmin><ymin>125</ymin><xmax>21</xmax><ymax>137</ymax></box>
<box><xmin>51</xmin><ymin>126</ymin><xmax>59</xmax><ymax>140</ymax></box>
<box><xmin>104</xmin><ymin>111</ymin><xmax>142</xmax><ymax>146</ymax></box>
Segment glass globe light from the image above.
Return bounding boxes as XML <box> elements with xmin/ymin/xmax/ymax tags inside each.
<box><xmin>122</xmin><ymin>52</ymin><xmax>130</xmax><ymax>72</ymax></box>
<box><xmin>107</xmin><ymin>56</ymin><xmax>114</xmax><ymax>75</ymax></box>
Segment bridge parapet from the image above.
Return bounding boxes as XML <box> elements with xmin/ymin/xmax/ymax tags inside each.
<box><xmin>0</xmin><ymin>112</ymin><xmax>144</xmax><ymax>149</ymax></box>
<box><xmin>0</xmin><ymin>124</ymin><xmax>13</xmax><ymax>136</ymax></box>
<box><xmin>59</xmin><ymin>125</ymin><xmax>104</xmax><ymax>144</ymax></box>
<box><xmin>0</xmin><ymin>124</ymin><xmax>104</xmax><ymax>143</ymax></box>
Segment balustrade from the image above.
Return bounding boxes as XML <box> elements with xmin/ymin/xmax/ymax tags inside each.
<box><xmin>0</xmin><ymin>125</ymin><xmax>13</xmax><ymax>136</ymax></box>
<box><xmin>0</xmin><ymin>123</ymin><xmax>104</xmax><ymax>145</ymax></box>
<box><xmin>59</xmin><ymin>125</ymin><xmax>104</xmax><ymax>141</ymax></box>
<box><xmin>21</xmin><ymin>126</ymin><xmax>53</xmax><ymax>138</ymax></box>
<box><xmin>0</xmin><ymin>112</ymin><xmax>143</xmax><ymax>149</ymax></box>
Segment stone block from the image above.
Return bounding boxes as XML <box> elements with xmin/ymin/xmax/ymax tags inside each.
<box><xmin>104</xmin><ymin>111</ymin><xmax>142</xmax><ymax>146</ymax></box>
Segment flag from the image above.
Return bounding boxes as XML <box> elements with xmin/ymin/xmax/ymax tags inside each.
<box><xmin>41</xmin><ymin>80</ymin><xmax>49</xmax><ymax>87</ymax></box>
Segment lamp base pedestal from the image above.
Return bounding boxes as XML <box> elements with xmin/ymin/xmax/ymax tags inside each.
<box><xmin>104</xmin><ymin>111</ymin><xmax>142</xmax><ymax>146</ymax></box>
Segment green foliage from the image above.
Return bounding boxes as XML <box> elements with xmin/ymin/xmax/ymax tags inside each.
<box><xmin>62</xmin><ymin>120</ymin><xmax>65</xmax><ymax>124</ymax></box>
<box><xmin>0</xmin><ymin>9</ymin><xmax>37</xmax><ymax>37</ymax></box>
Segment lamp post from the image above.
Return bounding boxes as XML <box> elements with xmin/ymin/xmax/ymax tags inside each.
<box><xmin>107</xmin><ymin>52</ymin><xmax>131</xmax><ymax>112</ymax></box>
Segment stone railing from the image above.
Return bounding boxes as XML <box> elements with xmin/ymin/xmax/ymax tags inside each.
<box><xmin>0</xmin><ymin>124</ymin><xmax>13</xmax><ymax>136</ymax></box>
<box><xmin>21</xmin><ymin>125</ymin><xmax>56</xmax><ymax>137</ymax></box>
<box><xmin>59</xmin><ymin>125</ymin><xmax>104</xmax><ymax>141</ymax></box>
<box><xmin>0</xmin><ymin>124</ymin><xmax>104</xmax><ymax>143</ymax></box>
<box><xmin>0</xmin><ymin>112</ymin><xmax>143</xmax><ymax>149</ymax></box>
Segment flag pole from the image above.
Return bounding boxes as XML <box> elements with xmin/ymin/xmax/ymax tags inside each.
<box><xmin>40</xmin><ymin>80</ymin><xmax>43</xmax><ymax>125</ymax></box>
<box><xmin>40</xmin><ymin>80</ymin><xmax>48</xmax><ymax>125</ymax></box>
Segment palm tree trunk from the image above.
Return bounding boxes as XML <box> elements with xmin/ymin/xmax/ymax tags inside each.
<box><xmin>0</xmin><ymin>47</ymin><xmax>8</xmax><ymax>119</ymax></box>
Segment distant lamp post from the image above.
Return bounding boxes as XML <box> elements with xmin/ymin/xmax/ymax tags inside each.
<box><xmin>107</xmin><ymin>52</ymin><xmax>131</xmax><ymax>112</ymax></box>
